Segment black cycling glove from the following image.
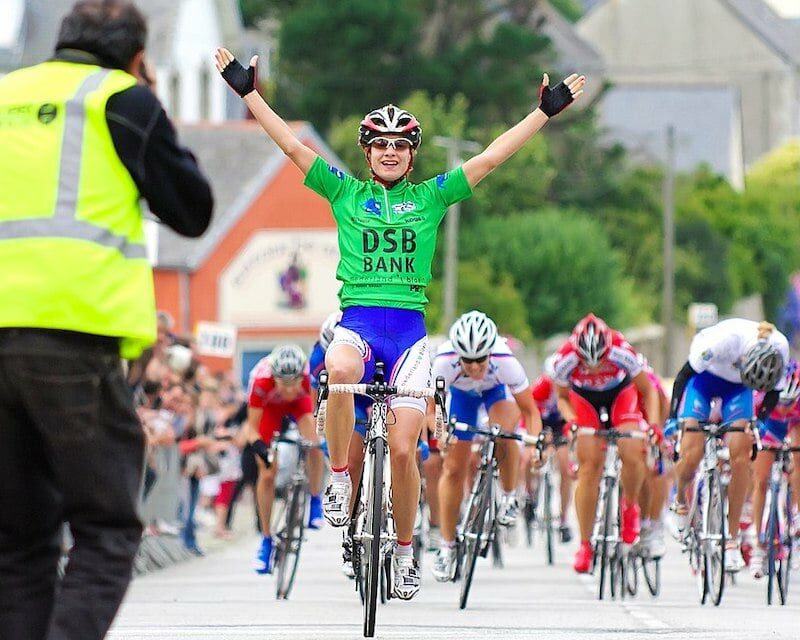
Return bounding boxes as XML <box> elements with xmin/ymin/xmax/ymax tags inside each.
<box><xmin>221</xmin><ymin>56</ymin><xmax>257</xmax><ymax>98</ymax></box>
<box><xmin>538</xmin><ymin>79</ymin><xmax>574</xmax><ymax>118</ymax></box>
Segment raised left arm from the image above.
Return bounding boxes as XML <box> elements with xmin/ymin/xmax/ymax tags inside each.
<box><xmin>462</xmin><ymin>73</ymin><xmax>585</xmax><ymax>188</ymax></box>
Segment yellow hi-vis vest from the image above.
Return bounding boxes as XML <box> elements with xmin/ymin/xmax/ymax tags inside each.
<box><xmin>0</xmin><ymin>61</ymin><xmax>156</xmax><ymax>359</ymax></box>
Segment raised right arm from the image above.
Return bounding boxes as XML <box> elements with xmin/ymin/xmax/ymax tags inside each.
<box><xmin>214</xmin><ymin>48</ymin><xmax>317</xmax><ymax>175</ymax></box>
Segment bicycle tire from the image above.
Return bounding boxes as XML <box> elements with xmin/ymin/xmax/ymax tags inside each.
<box><xmin>767</xmin><ymin>485</ymin><xmax>780</xmax><ymax>605</ymax></box>
<box><xmin>363</xmin><ymin>438</ymin><xmax>385</xmax><ymax>638</ymax></box>
<box><xmin>543</xmin><ymin>472</ymin><xmax>554</xmax><ymax>566</ymax></box>
<box><xmin>626</xmin><ymin>552</ymin><xmax>639</xmax><ymax>596</ymax></box>
<box><xmin>779</xmin><ymin>485</ymin><xmax>792</xmax><ymax>605</ymax></box>
<box><xmin>276</xmin><ymin>484</ymin><xmax>306</xmax><ymax>599</ymax></box>
<box><xmin>597</xmin><ymin>477</ymin><xmax>614</xmax><ymax>600</ymax></box>
<box><xmin>524</xmin><ymin>496</ymin><xmax>535</xmax><ymax>548</ymax></box>
<box><xmin>490</xmin><ymin>524</ymin><xmax>503</xmax><ymax>568</ymax></box>
<box><xmin>459</xmin><ymin>469</ymin><xmax>491</xmax><ymax>610</ymax></box>
<box><xmin>706</xmin><ymin>472</ymin><xmax>726</xmax><ymax>606</ymax></box>
<box><xmin>642</xmin><ymin>556</ymin><xmax>661</xmax><ymax>596</ymax></box>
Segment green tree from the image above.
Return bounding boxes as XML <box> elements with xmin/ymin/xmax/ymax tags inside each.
<box><xmin>276</xmin><ymin>0</ymin><xmax>419</xmax><ymax>129</ymax></box>
<box><xmin>426</xmin><ymin>259</ymin><xmax>533</xmax><ymax>341</ymax></box>
<box><xmin>460</xmin><ymin>210</ymin><xmax>645</xmax><ymax>336</ymax></box>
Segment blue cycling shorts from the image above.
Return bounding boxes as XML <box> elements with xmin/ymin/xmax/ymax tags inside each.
<box><xmin>449</xmin><ymin>384</ymin><xmax>511</xmax><ymax>442</ymax></box>
<box><xmin>678</xmin><ymin>371</ymin><xmax>753</xmax><ymax>424</ymax></box>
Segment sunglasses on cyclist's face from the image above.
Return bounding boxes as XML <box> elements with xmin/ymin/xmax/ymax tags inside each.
<box><xmin>370</xmin><ymin>137</ymin><xmax>413</xmax><ymax>151</ymax></box>
<box><xmin>461</xmin><ymin>355</ymin><xmax>488</xmax><ymax>365</ymax></box>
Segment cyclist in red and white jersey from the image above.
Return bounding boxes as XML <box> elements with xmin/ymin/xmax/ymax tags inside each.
<box><xmin>244</xmin><ymin>345</ymin><xmax>323</xmax><ymax>574</ymax></box>
<box><xmin>552</xmin><ymin>314</ymin><xmax>660</xmax><ymax>573</ymax></box>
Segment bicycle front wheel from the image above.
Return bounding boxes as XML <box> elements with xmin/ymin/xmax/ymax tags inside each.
<box><xmin>543</xmin><ymin>472</ymin><xmax>554</xmax><ymax>566</ymax></box>
<box><xmin>767</xmin><ymin>486</ymin><xmax>780</xmax><ymax>605</ymax></box>
<box><xmin>642</xmin><ymin>556</ymin><xmax>661</xmax><ymax>597</ymax></box>
<box><xmin>596</xmin><ymin>478</ymin><xmax>615</xmax><ymax>600</ymax></box>
<box><xmin>778</xmin><ymin>484</ymin><xmax>793</xmax><ymax>605</ymax></box>
<box><xmin>363</xmin><ymin>438</ymin><xmax>385</xmax><ymax>638</ymax></box>
<box><xmin>459</xmin><ymin>470</ymin><xmax>491</xmax><ymax>610</ymax></box>
<box><xmin>705</xmin><ymin>472</ymin><xmax>726</xmax><ymax>606</ymax></box>
<box><xmin>276</xmin><ymin>484</ymin><xmax>306</xmax><ymax>599</ymax></box>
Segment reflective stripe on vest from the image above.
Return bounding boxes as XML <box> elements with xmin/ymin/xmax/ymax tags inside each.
<box><xmin>0</xmin><ymin>69</ymin><xmax>145</xmax><ymax>259</ymax></box>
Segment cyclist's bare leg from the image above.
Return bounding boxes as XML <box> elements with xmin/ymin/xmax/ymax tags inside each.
<box><xmin>638</xmin><ymin>466</ymin><xmax>652</xmax><ymax>516</ymax></box>
<box><xmin>726</xmin><ymin>427</ymin><xmax>755</xmax><ymax>537</ymax></box>
<box><xmin>557</xmin><ymin>445</ymin><xmax>573</xmax><ymax>521</ymax></box>
<box><xmin>617</xmin><ymin>425</ymin><xmax>646</xmax><ymax>504</ymax></box>
<box><xmin>438</xmin><ymin>440</ymin><xmax>472</xmax><ymax>542</ymax></box>
<box><xmin>388</xmin><ymin>407</ymin><xmax>425</xmax><ymax>543</ymax></box>
<box><xmin>649</xmin><ymin>471</ymin><xmax>669</xmax><ymax>521</ymax></box>
<box><xmin>323</xmin><ymin>344</ymin><xmax>363</xmax><ymax>470</ymax></box>
<box><xmin>674</xmin><ymin>423</ymin><xmax>704</xmax><ymax>506</ymax></box>
<box><xmin>489</xmin><ymin>400</ymin><xmax>522</xmax><ymax>492</ymax></box>
<box><xmin>750</xmin><ymin>450</ymin><xmax>773</xmax><ymax>537</ymax></box>
<box><xmin>255</xmin><ymin>454</ymin><xmax>277</xmax><ymax>536</ymax></box>
<box><xmin>347</xmin><ymin>432</ymin><xmax>365</xmax><ymax>508</ymax></box>
<box><xmin>297</xmin><ymin>413</ymin><xmax>322</xmax><ymax>495</ymax></box>
<box><xmin>575</xmin><ymin>434</ymin><xmax>603</xmax><ymax>541</ymax></box>
<box><xmin>423</xmin><ymin>451</ymin><xmax>442</xmax><ymax>528</ymax></box>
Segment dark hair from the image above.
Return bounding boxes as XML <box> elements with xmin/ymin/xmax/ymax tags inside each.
<box><xmin>56</xmin><ymin>0</ymin><xmax>147</xmax><ymax>70</ymax></box>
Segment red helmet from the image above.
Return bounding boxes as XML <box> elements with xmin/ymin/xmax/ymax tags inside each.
<box><xmin>570</xmin><ymin>313</ymin><xmax>612</xmax><ymax>366</ymax></box>
<box><xmin>358</xmin><ymin>104</ymin><xmax>422</xmax><ymax>148</ymax></box>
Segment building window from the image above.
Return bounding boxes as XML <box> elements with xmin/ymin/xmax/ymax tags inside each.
<box><xmin>199</xmin><ymin>66</ymin><xmax>210</xmax><ymax>120</ymax></box>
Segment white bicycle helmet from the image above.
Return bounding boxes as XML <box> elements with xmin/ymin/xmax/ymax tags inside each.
<box><xmin>319</xmin><ymin>311</ymin><xmax>342</xmax><ymax>351</ymax></box>
<box><xmin>449</xmin><ymin>311</ymin><xmax>498</xmax><ymax>360</ymax></box>
<box><xmin>269</xmin><ymin>344</ymin><xmax>306</xmax><ymax>381</ymax></box>
<box><xmin>358</xmin><ymin>104</ymin><xmax>422</xmax><ymax>148</ymax></box>
<box><xmin>741</xmin><ymin>340</ymin><xmax>784</xmax><ymax>391</ymax></box>
<box><xmin>570</xmin><ymin>313</ymin><xmax>612</xmax><ymax>367</ymax></box>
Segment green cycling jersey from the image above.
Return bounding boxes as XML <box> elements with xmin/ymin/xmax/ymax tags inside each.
<box><xmin>304</xmin><ymin>156</ymin><xmax>473</xmax><ymax>312</ymax></box>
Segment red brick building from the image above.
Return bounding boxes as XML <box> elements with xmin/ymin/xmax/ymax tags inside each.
<box><xmin>152</xmin><ymin>121</ymin><xmax>347</xmax><ymax>377</ymax></box>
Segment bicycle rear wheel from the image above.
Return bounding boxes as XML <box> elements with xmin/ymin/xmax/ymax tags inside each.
<box><xmin>625</xmin><ymin>553</ymin><xmax>639</xmax><ymax>596</ymax></box>
<box><xmin>596</xmin><ymin>478</ymin><xmax>614</xmax><ymax>600</ymax></box>
<box><xmin>767</xmin><ymin>486</ymin><xmax>780</xmax><ymax>606</ymax></box>
<box><xmin>705</xmin><ymin>473</ymin><xmax>726</xmax><ymax>606</ymax></box>
<box><xmin>778</xmin><ymin>485</ymin><xmax>793</xmax><ymax>605</ymax></box>
<box><xmin>642</xmin><ymin>556</ymin><xmax>661</xmax><ymax>596</ymax></box>
<box><xmin>459</xmin><ymin>470</ymin><xmax>491</xmax><ymax>610</ymax></box>
<box><xmin>363</xmin><ymin>438</ymin><xmax>385</xmax><ymax>638</ymax></box>
<box><xmin>543</xmin><ymin>472</ymin><xmax>554</xmax><ymax>566</ymax></box>
<box><xmin>276</xmin><ymin>484</ymin><xmax>306</xmax><ymax>599</ymax></box>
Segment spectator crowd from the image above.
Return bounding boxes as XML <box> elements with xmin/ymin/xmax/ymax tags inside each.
<box><xmin>128</xmin><ymin>310</ymin><xmax>256</xmax><ymax>555</ymax></box>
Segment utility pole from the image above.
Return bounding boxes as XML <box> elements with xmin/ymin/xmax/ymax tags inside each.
<box><xmin>662</xmin><ymin>125</ymin><xmax>676</xmax><ymax>376</ymax></box>
<box><xmin>433</xmin><ymin>135</ymin><xmax>482</xmax><ymax>329</ymax></box>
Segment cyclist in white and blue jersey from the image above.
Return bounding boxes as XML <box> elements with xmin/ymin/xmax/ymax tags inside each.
<box><xmin>430</xmin><ymin>311</ymin><xmax>542</xmax><ymax>581</ymax></box>
<box><xmin>666</xmin><ymin>319</ymin><xmax>789</xmax><ymax>572</ymax></box>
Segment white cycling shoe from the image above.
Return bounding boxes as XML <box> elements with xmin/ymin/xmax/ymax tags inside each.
<box><xmin>725</xmin><ymin>540</ymin><xmax>744</xmax><ymax>573</ymax></box>
<box><xmin>496</xmin><ymin>494</ymin><xmax>519</xmax><ymax>527</ymax></box>
<box><xmin>323</xmin><ymin>478</ymin><xmax>351</xmax><ymax>527</ymax></box>
<box><xmin>392</xmin><ymin>553</ymin><xmax>421</xmax><ymax>600</ymax></box>
<box><xmin>431</xmin><ymin>545</ymin><xmax>457</xmax><ymax>583</ymax></box>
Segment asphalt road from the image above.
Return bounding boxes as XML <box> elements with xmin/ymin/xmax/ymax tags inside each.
<box><xmin>109</xmin><ymin>518</ymin><xmax>799</xmax><ymax>640</ymax></box>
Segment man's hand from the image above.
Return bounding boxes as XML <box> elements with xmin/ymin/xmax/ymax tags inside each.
<box><xmin>537</xmin><ymin>73</ymin><xmax>586</xmax><ymax>118</ymax></box>
<box><xmin>214</xmin><ymin>47</ymin><xmax>257</xmax><ymax>98</ymax></box>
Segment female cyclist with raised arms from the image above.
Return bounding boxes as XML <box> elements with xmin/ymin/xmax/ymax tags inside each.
<box><xmin>215</xmin><ymin>47</ymin><xmax>585</xmax><ymax>600</ymax></box>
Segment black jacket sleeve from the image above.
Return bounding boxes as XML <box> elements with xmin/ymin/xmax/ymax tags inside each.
<box><xmin>105</xmin><ymin>85</ymin><xmax>213</xmax><ymax>237</ymax></box>
<box><xmin>669</xmin><ymin>361</ymin><xmax>697</xmax><ymax>419</ymax></box>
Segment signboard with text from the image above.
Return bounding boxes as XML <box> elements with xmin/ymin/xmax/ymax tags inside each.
<box><xmin>196</xmin><ymin>321</ymin><xmax>237</xmax><ymax>358</ymax></box>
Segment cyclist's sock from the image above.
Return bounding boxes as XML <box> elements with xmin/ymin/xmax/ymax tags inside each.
<box><xmin>331</xmin><ymin>467</ymin><xmax>349</xmax><ymax>482</ymax></box>
<box><xmin>440</xmin><ymin>539</ymin><xmax>455</xmax><ymax>549</ymax></box>
<box><xmin>395</xmin><ymin>540</ymin><xmax>413</xmax><ymax>557</ymax></box>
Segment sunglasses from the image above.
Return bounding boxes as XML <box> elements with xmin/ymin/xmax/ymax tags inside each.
<box><xmin>461</xmin><ymin>355</ymin><xmax>489</xmax><ymax>365</ymax></box>
<box><xmin>370</xmin><ymin>137</ymin><xmax>413</xmax><ymax>151</ymax></box>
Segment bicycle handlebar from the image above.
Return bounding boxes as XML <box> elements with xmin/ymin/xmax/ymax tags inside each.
<box><xmin>575</xmin><ymin>426</ymin><xmax>647</xmax><ymax>440</ymax></box>
<box><xmin>448</xmin><ymin>422</ymin><xmax>539</xmax><ymax>446</ymax></box>
<box><xmin>314</xmin><ymin>372</ymin><xmax>447</xmax><ymax>440</ymax></box>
